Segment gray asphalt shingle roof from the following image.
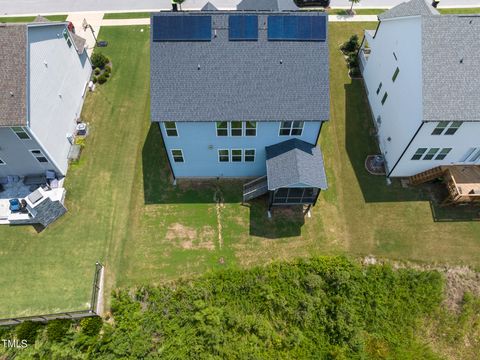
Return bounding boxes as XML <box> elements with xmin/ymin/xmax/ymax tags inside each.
<box><xmin>201</xmin><ymin>2</ymin><xmax>218</xmax><ymax>11</ymax></box>
<box><xmin>422</xmin><ymin>15</ymin><xmax>480</xmax><ymax>121</ymax></box>
<box><xmin>237</xmin><ymin>0</ymin><xmax>299</xmax><ymax>11</ymax></box>
<box><xmin>378</xmin><ymin>0</ymin><xmax>438</xmax><ymax>20</ymax></box>
<box><xmin>266</xmin><ymin>139</ymin><xmax>327</xmax><ymax>190</ymax></box>
<box><xmin>0</xmin><ymin>24</ymin><xmax>27</xmax><ymax>126</ymax></box>
<box><xmin>150</xmin><ymin>11</ymin><xmax>329</xmax><ymax>122</ymax></box>
<box><xmin>378</xmin><ymin>0</ymin><xmax>480</xmax><ymax>121</ymax></box>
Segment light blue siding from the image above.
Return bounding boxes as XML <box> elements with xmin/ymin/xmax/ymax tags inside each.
<box><xmin>161</xmin><ymin>121</ymin><xmax>322</xmax><ymax>178</ymax></box>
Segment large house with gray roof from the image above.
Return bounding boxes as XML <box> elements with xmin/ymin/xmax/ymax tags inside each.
<box><xmin>0</xmin><ymin>19</ymin><xmax>91</xmax><ymax>227</ymax></box>
<box><xmin>359</xmin><ymin>0</ymin><xmax>480</xmax><ymax>177</ymax></box>
<box><xmin>0</xmin><ymin>19</ymin><xmax>91</xmax><ymax>180</ymax></box>
<box><xmin>150</xmin><ymin>10</ymin><xmax>329</xmax><ymax>208</ymax></box>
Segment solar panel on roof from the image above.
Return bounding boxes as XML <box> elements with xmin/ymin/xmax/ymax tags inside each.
<box><xmin>229</xmin><ymin>15</ymin><xmax>258</xmax><ymax>41</ymax></box>
<box><xmin>268</xmin><ymin>15</ymin><xmax>326</xmax><ymax>41</ymax></box>
<box><xmin>152</xmin><ymin>15</ymin><xmax>212</xmax><ymax>42</ymax></box>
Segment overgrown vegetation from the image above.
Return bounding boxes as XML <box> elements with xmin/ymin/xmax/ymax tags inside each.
<box><xmin>91</xmin><ymin>52</ymin><xmax>112</xmax><ymax>84</ymax></box>
<box><xmin>5</xmin><ymin>257</ymin><xmax>476</xmax><ymax>359</ymax></box>
<box><xmin>340</xmin><ymin>34</ymin><xmax>361</xmax><ymax>77</ymax></box>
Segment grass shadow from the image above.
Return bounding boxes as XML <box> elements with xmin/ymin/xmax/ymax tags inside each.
<box><xmin>248</xmin><ymin>197</ymin><xmax>305</xmax><ymax>238</ymax></box>
<box><xmin>344</xmin><ymin>81</ymin><xmax>429</xmax><ymax>203</ymax></box>
<box><xmin>142</xmin><ymin>123</ymin><xmax>243</xmax><ymax>204</ymax></box>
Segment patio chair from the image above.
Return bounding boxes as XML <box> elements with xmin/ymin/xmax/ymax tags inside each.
<box><xmin>9</xmin><ymin>198</ymin><xmax>21</xmax><ymax>212</ymax></box>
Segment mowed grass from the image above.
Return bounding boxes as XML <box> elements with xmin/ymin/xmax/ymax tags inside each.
<box><xmin>103</xmin><ymin>12</ymin><xmax>151</xmax><ymax>19</ymax></box>
<box><xmin>328</xmin><ymin>8</ymin><xmax>480</xmax><ymax>15</ymax></box>
<box><xmin>0</xmin><ymin>15</ymin><xmax>68</xmax><ymax>23</ymax></box>
<box><xmin>0</xmin><ymin>23</ymin><xmax>479</xmax><ymax>317</ymax></box>
<box><xmin>0</xmin><ymin>26</ymin><xmax>150</xmax><ymax>318</ymax></box>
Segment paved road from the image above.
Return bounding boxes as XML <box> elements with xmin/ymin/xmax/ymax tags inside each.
<box><xmin>1</xmin><ymin>0</ymin><xmax>479</xmax><ymax>15</ymax></box>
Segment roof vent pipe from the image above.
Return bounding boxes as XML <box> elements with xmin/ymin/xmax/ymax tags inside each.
<box><xmin>431</xmin><ymin>1</ymin><xmax>440</xmax><ymax>8</ymax></box>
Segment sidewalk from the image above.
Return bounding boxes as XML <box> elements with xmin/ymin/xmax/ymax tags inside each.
<box><xmin>100</xmin><ymin>14</ymin><xmax>379</xmax><ymax>27</ymax></box>
<box><xmin>66</xmin><ymin>12</ymin><xmax>104</xmax><ymax>56</ymax></box>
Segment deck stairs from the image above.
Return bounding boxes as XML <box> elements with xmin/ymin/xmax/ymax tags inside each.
<box><xmin>243</xmin><ymin>176</ymin><xmax>268</xmax><ymax>202</ymax></box>
<box><xmin>408</xmin><ymin>166</ymin><xmax>446</xmax><ymax>186</ymax></box>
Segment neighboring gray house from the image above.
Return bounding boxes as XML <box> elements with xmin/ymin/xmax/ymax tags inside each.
<box><xmin>359</xmin><ymin>0</ymin><xmax>480</xmax><ymax>177</ymax></box>
<box><xmin>150</xmin><ymin>11</ymin><xmax>329</xmax><ymax>208</ymax></box>
<box><xmin>0</xmin><ymin>19</ymin><xmax>91</xmax><ymax>180</ymax></box>
<box><xmin>0</xmin><ymin>19</ymin><xmax>91</xmax><ymax>227</ymax></box>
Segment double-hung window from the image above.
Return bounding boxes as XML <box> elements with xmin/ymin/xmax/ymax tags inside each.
<box><xmin>231</xmin><ymin>121</ymin><xmax>242</xmax><ymax>136</ymax></box>
<box><xmin>381</xmin><ymin>92</ymin><xmax>388</xmax><ymax>106</ymax></box>
<box><xmin>423</xmin><ymin>148</ymin><xmax>439</xmax><ymax>160</ymax></box>
<box><xmin>279</xmin><ymin>121</ymin><xmax>304</xmax><ymax>136</ymax></box>
<box><xmin>171</xmin><ymin>149</ymin><xmax>184</xmax><ymax>163</ymax></box>
<box><xmin>231</xmin><ymin>149</ymin><xmax>242</xmax><ymax>162</ymax></box>
<box><xmin>411</xmin><ymin>148</ymin><xmax>427</xmax><ymax>160</ymax></box>
<box><xmin>435</xmin><ymin>148</ymin><xmax>451</xmax><ymax>160</ymax></box>
<box><xmin>392</xmin><ymin>67</ymin><xmax>400</xmax><ymax>82</ymax></box>
<box><xmin>30</xmin><ymin>149</ymin><xmax>49</xmax><ymax>163</ymax></box>
<box><xmin>244</xmin><ymin>149</ymin><xmax>255</xmax><ymax>162</ymax></box>
<box><xmin>444</xmin><ymin>121</ymin><xmax>462</xmax><ymax>135</ymax></box>
<box><xmin>376</xmin><ymin>82</ymin><xmax>382</xmax><ymax>95</ymax></box>
<box><xmin>12</xmin><ymin>127</ymin><xmax>30</xmax><ymax>140</ymax></box>
<box><xmin>164</xmin><ymin>122</ymin><xmax>178</xmax><ymax>136</ymax></box>
<box><xmin>431</xmin><ymin>121</ymin><xmax>449</xmax><ymax>135</ymax></box>
<box><xmin>245</xmin><ymin>121</ymin><xmax>257</xmax><ymax>136</ymax></box>
<box><xmin>218</xmin><ymin>149</ymin><xmax>229</xmax><ymax>162</ymax></box>
<box><xmin>216</xmin><ymin>122</ymin><xmax>228</xmax><ymax>136</ymax></box>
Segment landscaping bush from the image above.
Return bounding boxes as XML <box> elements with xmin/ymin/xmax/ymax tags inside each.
<box><xmin>105</xmin><ymin>72</ymin><xmax>110</xmax><ymax>78</ymax></box>
<box><xmin>15</xmin><ymin>321</ymin><xmax>43</xmax><ymax>344</ymax></box>
<box><xmin>91</xmin><ymin>52</ymin><xmax>109</xmax><ymax>69</ymax></box>
<box><xmin>92</xmin><ymin>76</ymin><xmax>98</xmax><ymax>84</ymax></box>
<box><xmin>97</xmin><ymin>74</ymin><xmax>107</xmax><ymax>84</ymax></box>
<box><xmin>80</xmin><ymin>316</ymin><xmax>102</xmax><ymax>336</ymax></box>
<box><xmin>104</xmin><ymin>65</ymin><xmax>111</xmax><ymax>73</ymax></box>
<box><xmin>347</xmin><ymin>52</ymin><xmax>359</xmax><ymax>68</ymax></box>
<box><xmin>94</xmin><ymin>67</ymin><xmax>101</xmax><ymax>75</ymax></box>
<box><xmin>340</xmin><ymin>34</ymin><xmax>359</xmax><ymax>54</ymax></box>
<box><xmin>46</xmin><ymin>319</ymin><xmax>72</xmax><ymax>342</ymax></box>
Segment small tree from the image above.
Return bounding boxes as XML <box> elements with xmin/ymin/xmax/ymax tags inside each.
<box><xmin>349</xmin><ymin>0</ymin><xmax>361</xmax><ymax>13</ymax></box>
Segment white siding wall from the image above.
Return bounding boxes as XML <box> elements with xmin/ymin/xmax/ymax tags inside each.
<box><xmin>28</xmin><ymin>24</ymin><xmax>92</xmax><ymax>175</ymax></box>
<box><xmin>361</xmin><ymin>17</ymin><xmax>423</xmax><ymax>175</ymax></box>
<box><xmin>392</xmin><ymin>121</ymin><xmax>480</xmax><ymax>176</ymax></box>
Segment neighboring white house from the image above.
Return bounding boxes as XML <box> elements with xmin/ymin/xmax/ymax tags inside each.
<box><xmin>0</xmin><ymin>18</ymin><xmax>91</xmax><ymax>227</ymax></box>
<box><xmin>0</xmin><ymin>18</ymin><xmax>91</xmax><ymax>180</ymax></box>
<box><xmin>359</xmin><ymin>0</ymin><xmax>480</xmax><ymax>177</ymax></box>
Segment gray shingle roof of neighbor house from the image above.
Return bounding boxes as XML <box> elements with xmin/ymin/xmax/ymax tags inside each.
<box><xmin>422</xmin><ymin>15</ymin><xmax>480</xmax><ymax>121</ymax></box>
<box><xmin>378</xmin><ymin>0</ymin><xmax>439</xmax><ymax>20</ymax></box>
<box><xmin>201</xmin><ymin>2</ymin><xmax>218</xmax><ymax>11</ymax></box>
<box><xmin>266</xmin><ymin>139</ymin><xmax>328</xmax><ymax>190</ymax></box>
<box><xmin>237</xmin><ymin>0</ymin><xmax>299</xmax><ymax>11</ymax></box>
<box><xmin>0</xmin><ymin>24</ymin><xmax>27</xmax><ymax>126</ymax></box>
<box><xmin>378</xmin><ymin>0</ymin><xmax>480</xmax><ymax>121</ymax></box>
<box><xmin>150</xmin><ymin>11</ymin><xmax>329</xmax><ymax>122</ymax></box>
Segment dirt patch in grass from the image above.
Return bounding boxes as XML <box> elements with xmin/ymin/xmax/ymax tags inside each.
<box><xmin>165</xmin><ymin>223</ymin><xmax>215</xmax><ymax>251</ymax></box>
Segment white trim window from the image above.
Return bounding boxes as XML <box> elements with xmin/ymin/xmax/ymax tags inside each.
<box><xmin>411</xmin><ymin>148</ymin><xmax>427</xmax><ymax>160</ymax></box>
<box><xmin>216</xmin><ymin>122</ymin><xmax>228</xmax><ymax>136</ymax></box>
<box><xmin>231</xmin><ymin>121</ymin><xmax>243</xmax><ymax>136</ymax></box>
<box><xmin>279</xmin><ymin>121</ymin><xmax>304</xmax><ymax>136</ymax></box>
<box><xmin>244</xmin><ymin>149</ymin><xmax>255</xmax><ymax>162</ymax></box>
<box><xmin>164</xmin><ymin>122</ymin><xmax>178</xmax><ymax>137</ymax></box>
<box><xmin>0</xmin><ymin>157</ymin><xmax>5</xmax><ymax>165</ymax></box>
<box><xmin>444</xmin><ymin>121</ymin><xmax>462</xmax><ymax>135</ymax></box>
<box><xmin>432</xmin><ymin>121</ymin><xmax>462</xmax><ymax>135</ymax></box>
<box><xmin>431</xmin><ymin>121</ymin><xmax>449</xmax><ymax>135</ymax></box>
<box><xmin>218</xmin><ymin>149</ymin><xmax>229</xmax><ymax>162</ymax></box>
<box><xmin>30</xmin><ymin>149</ymin><xmax>49</xmax><ymax>163</ymax></box>
<box><xmin>11</xmin><ymin>127</ymin><xmax>30</xmax><ymax>140</ymax></box>
<box><xmin>231</xmin><ymin>149</ymin><xmax>242</xmax><ymax>162</ymax></box>
<box><xmin>435</xmin><ymin>148</ymin><xmax>451</xmax><ymax>160</ymax></box>
<box><xmin>423</xmin><ymin>148</ymin><xmax>440</xmax><ymax>160</ymax></box>
<box><xmin>171</xmin><ymin>149</ymin><xmax>184</xmax><ymax>163</ymax></box>
<box><xmin>245</xmin><ymin>121</ymin><xmax>257</xmax><ymax>136</ymax></box>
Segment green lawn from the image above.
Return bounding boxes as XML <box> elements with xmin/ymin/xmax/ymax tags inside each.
<box><xmin>0</xmin><ymin>15</ymin><xmax>67</xmax><ymax>23</ymax></box>
<box><xmin>328</xmin><ymin>8</ymin><xmax>480</xmax><ymax>15</ymax></box>
<box><xmin>103</xmin><ymin>12</ymin><xmax>151</xmax><ymax>19</ymax></box>
<box><xmin>0</xmin><ymin>23</ymin><xmax>479</xmax><ymax>318</ymax></box>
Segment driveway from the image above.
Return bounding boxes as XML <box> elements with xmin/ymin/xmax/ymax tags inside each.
<box><xmin>1</xmin><ymin>0</ymin><xmax>479</xmax><ymax>15</ymax></box>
